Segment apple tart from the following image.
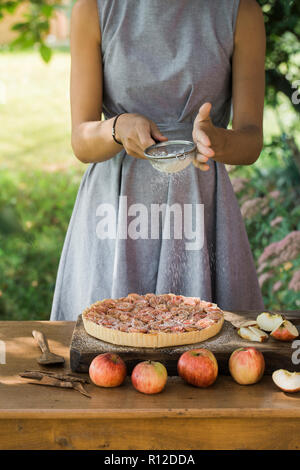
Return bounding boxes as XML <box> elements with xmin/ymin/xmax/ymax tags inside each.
<box><xmin>82</xmin><ymin>293</ymin><xmax>224</xmax><ymax>348</ymax></box>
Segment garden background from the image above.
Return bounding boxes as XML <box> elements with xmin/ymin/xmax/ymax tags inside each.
<box><xmin>0</xmin><ymin>0</ymin><xmax>299</xmax><ymax>320</ymax></box>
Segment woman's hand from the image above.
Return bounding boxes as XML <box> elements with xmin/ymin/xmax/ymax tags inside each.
<box><xmin>115</xmin><ymin>113</ymin><xmax>168</xmax><ymax>159</ymax></box>
<box><xmin>192</xmin><ymin>102</ymin><xmax>225</xmax><ymax>171</ymax></box>
<box><xmin>193</xmin><ymin>1</ymin><xmax>265</xmax><ymax>171</ymax></box>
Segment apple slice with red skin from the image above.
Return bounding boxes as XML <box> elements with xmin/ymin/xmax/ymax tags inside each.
<box><xmin>238</xmin><ymin>326</ymin><xmax>268</xmax><ymax>342</ymax></box>
<box><xmin>177</xmin><ymin>348</ymin><xmax>218</xmax><ymax>388</ymax></box>
<box><xmin>272</xmin><ymin>369</ymin><xmax>300</xmax><ymax>393</ymax></box>
<box><xmin>270</xmin><ymin>320</ymin><xmax>299</xmax><ymax>342</ymax></box>
<box><xmin>131</xmin><ymin>361</ymin><xmax>167</xmax><ymax>394</ymax></box>
<box><xmin>229</xmin><ymin>347</ymin><xmax>265</xmax><ymax>385</ymax></box>
<box><xmin>256</xmin><ymin>312</ymin><xmax>284</xmax><ymax>332</ymax></box>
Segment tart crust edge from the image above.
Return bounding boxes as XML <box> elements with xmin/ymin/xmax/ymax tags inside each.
<box><xmin>82</xmin><ymin>310</ymin><xmax>224</xmax><ymax>348</ymax></box>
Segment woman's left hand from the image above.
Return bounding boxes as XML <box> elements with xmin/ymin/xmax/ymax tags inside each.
<box><xmin>192</xmin><ymin>102</ymin><xmax>225</xmax><ymax>171</ymax></box>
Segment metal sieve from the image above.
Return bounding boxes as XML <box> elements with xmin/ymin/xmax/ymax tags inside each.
<box><xmin>144</xmin><ymin>140</ymin><xmax>196</xmax><ymax>174</ymax></box>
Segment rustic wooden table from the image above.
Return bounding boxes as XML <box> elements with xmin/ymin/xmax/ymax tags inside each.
<box><xmin>0</xmin><ymin>320</ymin><xmax>299</xmax><ymax>450</ymax></box>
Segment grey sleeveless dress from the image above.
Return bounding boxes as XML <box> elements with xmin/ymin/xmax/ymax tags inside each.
<box><xmin>50</xmin><ymin>0</ymin><xmax>264</xmax><ymax>321</ymax></box>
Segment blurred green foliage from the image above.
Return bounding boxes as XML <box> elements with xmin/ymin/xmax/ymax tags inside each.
<box><xmin>232</xmin><ymin>136</ymin><xmax>300</xmax><ymax>310</ymax></box>
<box><xmin>258</xmin><ymin>0</ymin><xmax>300</xmax><ymax>114</ymax></box>
<box><xmin>0</xmin><ymin>0</ymin><xmax>73</xmax><ymax>62</ymax></box>
<box><xmin>0</xmin><ymin>169</ymin><xmax>80</xmax><ymax>320</ymax></box>
<box><xmin>0</xmin><ymin>52</ymin><xmax>82</xmax><ymax>320</ymax></box>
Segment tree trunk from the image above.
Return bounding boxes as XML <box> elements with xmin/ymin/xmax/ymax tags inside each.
<box><xmin>286</xmin><ymin>136</ymin><xmax>300</xmax><ymax>175</ymax></box>
<box><xmin>266</xmin><ymin>69</ymin><xmax>300</xmax><ymax>115</ymax></box>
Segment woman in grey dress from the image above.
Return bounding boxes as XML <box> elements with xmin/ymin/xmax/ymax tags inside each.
<box><xmin>51</xmin><ymin>0</ymin><xmax>265</xmax><ymax>321</ymax></box>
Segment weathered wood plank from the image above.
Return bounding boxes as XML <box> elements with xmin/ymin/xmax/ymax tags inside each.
<box><xmin>0</xmin><ymin>417</ymin><xmax>299</xmax><ymax>450</ymax></box>
<box><xmin>70</xmin><ymin>312</ymin><xmax>300</xmax><ymax>374</ymax></box>
<box><xmin>1</xmin><ymin>375</ymin><xmax>300</xmax><ymax>419</ymax></box>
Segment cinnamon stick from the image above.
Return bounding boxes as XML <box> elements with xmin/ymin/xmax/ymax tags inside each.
<box><xmin>20</xmin><ymin>371</ymin><xmax>91</xmax><ymax>398</ymax></box>
<box><xmin>28</xmin><ymin>376</ymin><xmax>75</xmax><ymax>389</ymax></box>
<box><xmin>23</xmin><ymin>369</ymin><xmax>90</xmax><ymax>384</ymax></box>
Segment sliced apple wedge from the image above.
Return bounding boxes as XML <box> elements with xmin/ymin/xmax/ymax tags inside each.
<box><xmin>272</xmin><ymin>369</ymin><xmax>300</xmax><ymax>393</ymax></box>
<box><xmin>256</xmin><ymin>312</ymin><xmax>284</xmax><ymax>332</ymax></box>
<box><xmin>238</xmin><ymin>326</ymin><xmax>268</xmax><ymax>343</ymax></box>
<box><xmin>270</xmin><ymin>320</ymin><xmax>299</xmax><ymax>342</ymax></box>
<box><xmin>239</xmin><ymin>320</ymin><xmax>258</xmax><ymax>328</ymax></box>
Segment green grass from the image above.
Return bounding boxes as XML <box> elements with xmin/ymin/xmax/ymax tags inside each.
<box><xmin>0</xmin><ymin>51</ymin><xmax>82</xmax><ymax>170</ymax></box>
<box><xmin>0</xmin><ymin>51</ymin><xmax>84</xmax><ymax>320</ymax></box>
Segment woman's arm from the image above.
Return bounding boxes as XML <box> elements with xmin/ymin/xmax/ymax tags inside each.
<box><xmin>70</xmin><ymin>0</ymin><xmax>167</xmax><ymax>164</ymax></box>
<box><xmin>193</xmin><ymin>0</ymin><xmax>266</xmax><ymax>170</ymax></box>
<box><xmin>70</xmin><ymin>0</ymin><xmax>121</xmax><ymax>163</ymax></box>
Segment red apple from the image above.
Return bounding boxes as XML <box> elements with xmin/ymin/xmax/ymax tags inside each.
<box><xmin>177</xmin><ymin>348</ymin><xmax>218</xmax><ymax>388</ymax></box>
<box><xmin>229</xmin><ymin>347</ymin><xmax>265</xmax><ymax>385</ymax></box>
<box><xmin>89</xmin><ymin>353</ymin><xmax>127</xmax><ymax>387</ymax></box>
<box><xmin>270</xmin><ymin>320</ymin><xmax>299</xmax><ymax>342</ymax></box>
<box><xmin>131</xmin><ymin>361</ymin><xmax>167</xmax><ymax>394</ymax></box>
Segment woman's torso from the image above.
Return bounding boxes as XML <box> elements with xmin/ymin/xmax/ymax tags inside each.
<box><xmin>99</xmin><ymin>0</ymin><xmax>240</xmax><ymax>127</ymax></box>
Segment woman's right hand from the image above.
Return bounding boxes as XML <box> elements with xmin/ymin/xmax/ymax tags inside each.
<box><xmin>114</xmin><ymin>113</ymin><xmax>168</xmax><ymax>159</ymax></box>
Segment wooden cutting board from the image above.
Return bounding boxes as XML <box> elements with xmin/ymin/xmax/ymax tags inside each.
<box><xmin>70</xmin><ymin>311</ymin><xmax>300</xmax><ymax>374</ymax></box>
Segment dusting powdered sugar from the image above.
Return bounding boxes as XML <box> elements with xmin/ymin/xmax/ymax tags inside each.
<box><xmin>145</xmin><ymin>140</ymin><xmax>196</xmax><ymax>174</ymax></box>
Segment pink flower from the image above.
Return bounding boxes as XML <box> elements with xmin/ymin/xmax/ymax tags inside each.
<box><xmin>258</xmin><ymin>261</ymin><xmax>268</xmax><ymax>274</ymax></box>
<box><xmin>289</xmin><ymin>270</ymin><xmax>300</xmax><ymax>293</ymax></box>
<box><xmin>269</xmin><ymin>190</ymin><xmax>281</xmax><ymax>200</ymax></box>
<box><xmin>258</xmin><ymin>271</ymin><xmax>274</xmax><ymax>288</ymax></box>
<box><xmin>241</xmin><ymin>197</ymin><xmax>269</xmax><ymax>219</ymax></box>
<box><xmin>231</xmin><ymin>177</ymin><xmax>249</xmax><ymax>194</ymax></box>
<box><xmin>258</xmin><ymin>231</ymin><xmax>300</xmax><ymax>267</ymax></box>
<box><xmin>270</xmin><ymin>216</ymin><xmax>283</xmax><ymax>227</ymax></box>
<box><xmin>272</xmin><ymin>281</ymin><xmax>283</xmax><ymax>293</ymax></box>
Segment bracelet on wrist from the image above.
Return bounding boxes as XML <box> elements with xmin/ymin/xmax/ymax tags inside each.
<box><xmin>112</xmin><ymin>112</ymin><xmax>126</xmax><ymax>145</ymax></box>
